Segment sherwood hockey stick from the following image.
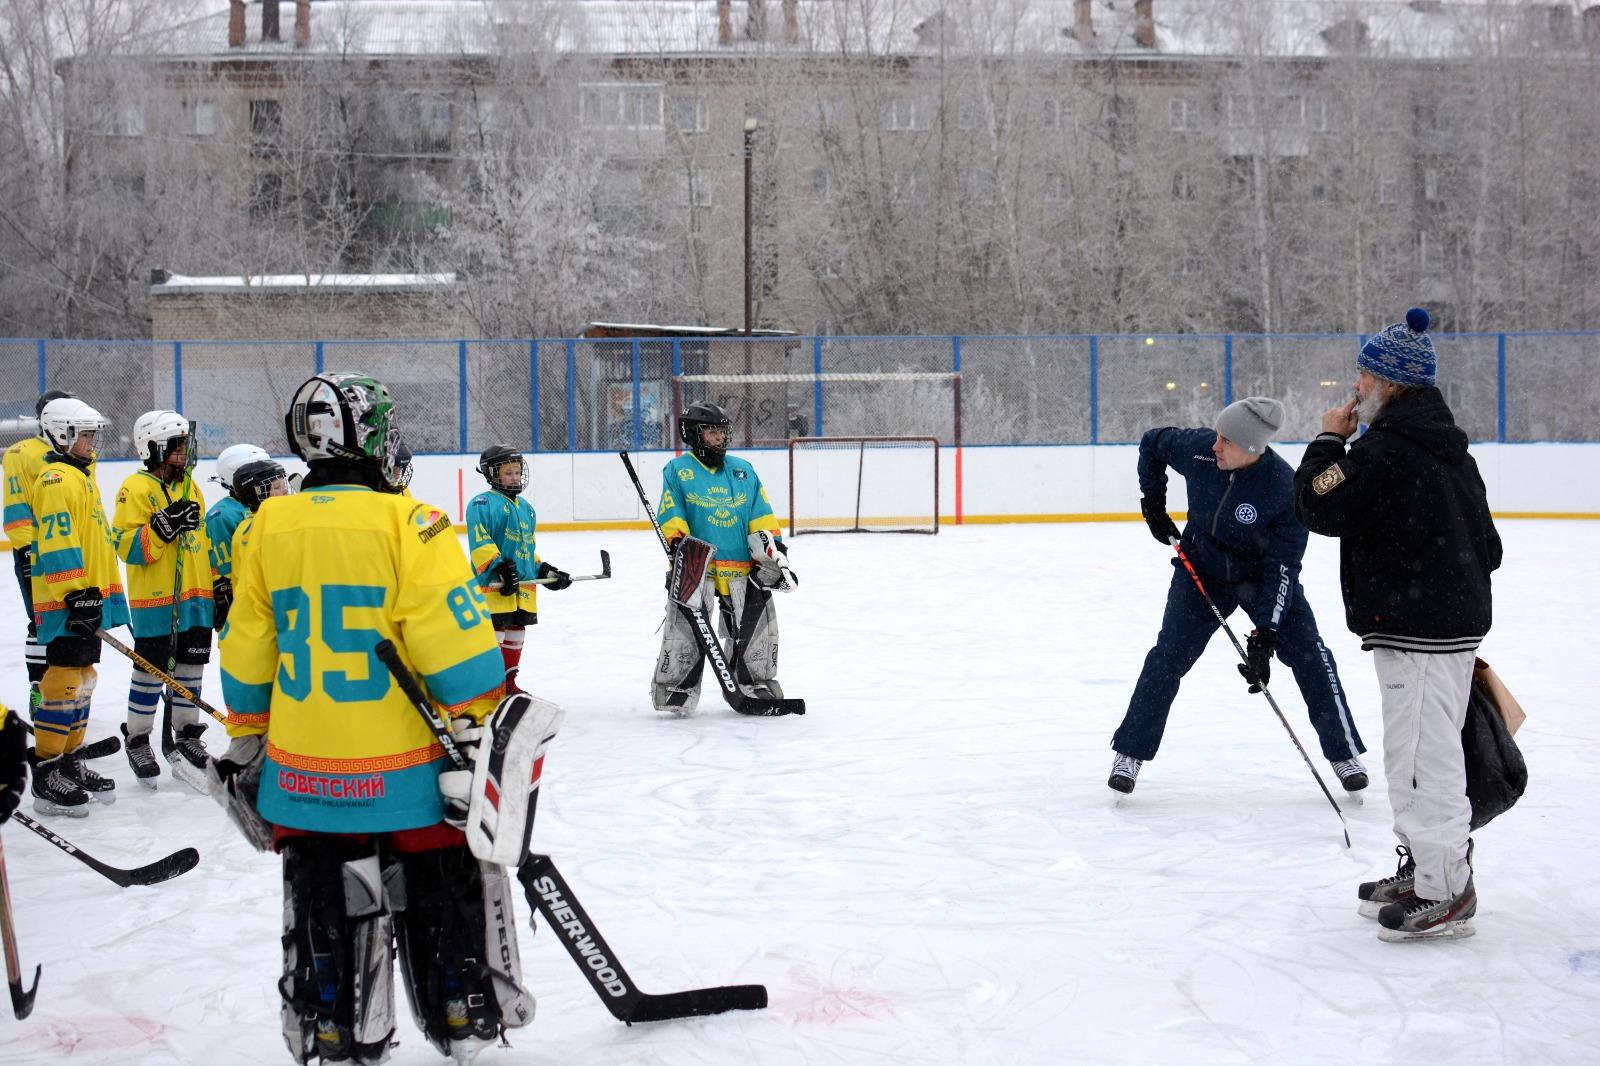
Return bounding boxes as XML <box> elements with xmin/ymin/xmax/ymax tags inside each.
<box><xmin>9</xmin><ymin>811</ymin><xmax>200</xmax><ymax>887</ymax></box>
<box><xmin>618</xmin><ymin>450</ymin><xmax>804</xmax><ymax>717</ymax></box>
<box><xmin>516</xmin><ymin>855</ymin><xmax>768</xmax><ymax>1025</ymax></box>
<box><xmin>374</xmin><ymin>640</ymin><xmax>767</xmax><ymax>1024</ymax></box>
<box><xmin>96</xmin><ymin>629</ymin><xmax>227</xmax><ymax>725</ymax></box>
<box><xmin>1</xmin><ymin>832</ymin><xmax>40</xmax><ymax>1018</ymax></box>
<box><xmin>528</xmin><ymin>549</ymin><xmax>612</xmax><ymax>586</ymax></box>
<box><xmin>1170</xmin><ymin>540</ymin><xmax>1351</xmax><ymax>848</ymax></box>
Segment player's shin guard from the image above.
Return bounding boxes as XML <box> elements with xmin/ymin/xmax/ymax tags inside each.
<box><xmin>67</xmin><ymin>666</ymin><xmax>97</xmax><ymax>751</ymax></box>
<box><xmin>280</xmin><ymin>840</ymin><xmax>398</xmax><ymax>1065</ymax></box>
<box><xmin>396</xmin><ymin>848</ymin><xmax>534</xmax><ymax>1062</ymax></box>
<box><xmin>170</xmin><ymin>661</ymin><xmax>205</xmax><ymax>730</ymax></box>
<box><xmin>126</xmin><ymin>668</ymin><xmax>163</xmax><ymax>735</ymax></box>
<box><xmin>496</xmin><ymin>629</ymin><xmax>525</xmax><ymax>695</ymax></box>
<box><xmin>35</xmin><ymin>666</ymin><xmax>90</xmax><ymax>760</ymax></box>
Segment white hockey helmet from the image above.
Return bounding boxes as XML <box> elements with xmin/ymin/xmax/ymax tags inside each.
<box><xmin>213</xmin><ymin>443</ymin><xmax>271</xmax><ymax>492</ymax></box>
<box><xmin>283</xmin><ymin>372</ymin><xmax>407</xmax><ymax>490</ymax></box>
<box><xmin>39</xmin><ymin>398</ymin><xmax>108</xmax><ymax>453</ymax></box>
<box><xmin>134</xmin><ymin>409</ymin><xmax>195</xmax><ymax>469</ymax></box>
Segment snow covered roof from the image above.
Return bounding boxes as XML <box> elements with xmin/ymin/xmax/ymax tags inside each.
<box><xmin>152</xmin><ymin>272</ymin><xmax>461</xmax><ymax>293</ymax></box>
<box><xmin>139</xmin><ymin>1</ymin><xmax>1596</xmax><ymax>63</ymax></box>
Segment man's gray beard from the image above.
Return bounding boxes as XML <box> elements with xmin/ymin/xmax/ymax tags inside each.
<box><xmin>1356</xmin><ymin>389</ymin><xmax>1386</xmax><ymax>424</ymax></box>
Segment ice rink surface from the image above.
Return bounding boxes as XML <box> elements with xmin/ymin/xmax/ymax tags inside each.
<box><xmin>1</xmin><ymin>519</ymin><xmax>1596</xmax><ymax>1066</ymax></box>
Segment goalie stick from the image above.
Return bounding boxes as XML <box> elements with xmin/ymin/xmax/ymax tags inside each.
<box><xmin>9</xmin><ymin>811</ymin><xmax>200</xmax><ymax>888</ymax></box>
<box><xmin>517</xmin><ymin>855</ymin><xmax>768</xmax><ymax>1025</ymax></box>
<box><xmin>528</xmin><ymin>549</ymin><xmax>612</xmax><ymax>586</ymax></box>
<box><xmin>618</xmin><ymin>450</ymin><xmax>804</xmax><ymax>717</ymax></box>
<box><xmin>1</xmin><ymin>832</ymin><xmax>40</xmax><ymax>1019</ymax></box>
<box><xmin>374</xmin><ymin>641</ymin><xmax>768</xmax><ymax>1025</ymax></box>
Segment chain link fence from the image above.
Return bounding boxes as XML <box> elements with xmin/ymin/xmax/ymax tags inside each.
<box><xmin>3</xmin><ymin>331</ymin><xmax>1596</xmax><ymax>455</ymax></box>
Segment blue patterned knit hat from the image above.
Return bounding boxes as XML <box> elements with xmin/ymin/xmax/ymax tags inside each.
<box><xmin>1359</xmin><ymin>307</ymin><xmax>1436</xmax><ymax>387</ymax></box>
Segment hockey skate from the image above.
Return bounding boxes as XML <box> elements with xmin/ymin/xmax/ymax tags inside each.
<box><xmin>1107</xmin><ymin>752</ymin><xmax>1142</xmax><ymax>795</ymax></box>
<box><xmin>1377</xmin><ymin>875</ymin><xmax>1477</xmax><ymax>942</ymax></box>
<box><xmin>123</xmin><ymin>723</ymin><xmax>161</xmax><ymax>789</ymax></box>
<box><xmin>28</xmin><ymin>751</ymin><xmax>91</xmax><ymax>817</ymax></box>
<box><xmin>1331</xmin><ymin>757</ymin><xmax>1368</xmax><ymax>793</ymax></box>
<box><xmin>63</xmin><ymin>750</ymin><xmax>116</xmax><ymax>804</ymax></box>
<box><xmin>1358</xmin><ymin>845</ymin><xmax>1414</xmax><ymax>919</ymax></box>
<box><xmin>445</xmin><ymin>995</ymin><xmax>499</xmax><ymax>1066</ymax></box>
<box><xmin>167</xmin><ymin>723</ymin><xmax>212</xmax><ymax>794</ymax></box>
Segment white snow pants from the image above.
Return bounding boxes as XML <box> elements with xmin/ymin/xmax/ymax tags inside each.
<box><xmin>1373</xmin><ymin>648</ymin><xmax>1475</xmax><ymax>901</ymax></box>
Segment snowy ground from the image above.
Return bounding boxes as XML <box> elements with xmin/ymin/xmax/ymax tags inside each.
<box><xmin>2</xmin><ymin>519</ymin><xmax>1597</xmax><ymax>1066</ymax></box>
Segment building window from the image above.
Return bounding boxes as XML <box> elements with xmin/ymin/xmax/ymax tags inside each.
<box><xmin>674</xmin><ymin>97</ymin><xmax>710</xmax><ymax>134</ymax></box>
<box><xmin>1226</xmin><ymin>94</ymin><xmax>1253</xmax><ymax>128</ymax></box>
<box><xmin>882</xmin><ymin>96</ymin><xmax>931</xmax><ymax>132</ymax></box>
<box><xmin>187</xmin><ymin>100</ymin><xmax>216</xmax><ymax>137</ymax></box>
<box><xmin>957</xmin><ymin>96</ymin><xmax>982</xmax><ymax>132</ymax></box>
<box><xmin>1169</xmin><ymin>97</ymin><xmax>1200</xmax><ymax>132</ymax></box>
<box><xmin>889</xmin><ymin>169</ymin><xmax>921</xmax><ymax>202</ymax></box>
<box><xmin>1277</xmin><ymin>93</ymin><xmax>1306</xmax><ymax>127</ymax></box>
<box><xmin>965</xmin><ymin>167</ymin><xmax>993</xmax><ymax>200</ymax></box>
<box><xmin>1309</xmin><ymin>97</ymin><xmax>1336</xmax><ymax>133</ymax></box>
<box><xmin>415</xmin><ymin>96</ymin><xmax>452</xmax><ymax>154</ymax></box>
<box><xmin>249</xmin><ymin>99</ymin><xmax>281</xmax><ymax>155</ymax></box>
<box><xmin>1171</xmin><ymin>173</ymin><xmax>1197</xmax><ymax>201</ymax></box>
<box><xmin>1378</xmin><ymin>175</ymin><xmax>1400</xmax><ymax>205</ymax></box>
<box><xmin>579</xmin><ymin>84</ymin><xmax>664</xmax><ymax>131</ymax></box>
<box><xmin>814</xmin><ymin>96</ymin><xmax>842</xmax><ymax>130</ymax></box>
<box><xmin>112</xmin><ymin>100</ymin><xmax>146</xmax><ymax>137</ymax></box>
<box><xmin>1041</xmin><ymin>97</ymin><xmax>1072</xmax><ymax>130</ymax></box>
<box><xmin>680</xmin><ymin>169</ymin><xmax>714</xmax><ymax>208</ymax></box>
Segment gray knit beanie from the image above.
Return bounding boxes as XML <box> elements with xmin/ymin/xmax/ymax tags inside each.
<box><xmin>1214</xmin><ymin>396</ymin><xmax>1285</xmax><ymax>455</ymax></box>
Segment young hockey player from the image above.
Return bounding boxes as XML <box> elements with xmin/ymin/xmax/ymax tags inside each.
<box><xmin>112</xmin><ymin>410</ymin><xmax>213</xmax><ymax>791</ymax></box>
<box><xmin>215</xmin><ymin>373</ymin><xmax>544</xmax><ymax>1065</ymax></box>
<box><xmin>1108</xmin><ymin>397</ymin><xmax>1367</xmax><ymax>796</ymax></box>
<box><xmin>467</xmin><ymin>446</ymin><xmax>570</xmax><ymax>695</ymax></box>
<box><xmin>653</xmin><ymin>401</ymin><xmax>797</xmax><ymax>714</ymax></box>
<box><xmin>28</xmin><ymin>396</ymin><xmax>130</xmax><ymax>816</ymax></box>
<box><xmin>4</xmin><ymin>389</ymin><xmax>75</xmax><ymax>711</ymax></box>
<box><xmin>205</xmin><ymin>443</ymin><xmax>271</xmax><ymax>629</ymax></box>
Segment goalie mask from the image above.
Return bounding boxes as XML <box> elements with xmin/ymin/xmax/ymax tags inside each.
<box><xmin>679</xmin><ymin>401</ymin><xmax>732</xmax><ymax>467</ymax></box>
<box><xmin>284</xmin><ymin>372</ymin><xmax>409</xmax><ymax>491</ymax></box>
<box><xmin>477</xmin><ymin>445</ymin><xmax>527</xmax><ymax>496</ymax></box>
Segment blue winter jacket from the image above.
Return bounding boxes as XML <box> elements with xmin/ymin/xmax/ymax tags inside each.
<box><xmin>1138</xmin><ymin>427</ymin><xmax>1308</xmax><ymax>632</ymax></box>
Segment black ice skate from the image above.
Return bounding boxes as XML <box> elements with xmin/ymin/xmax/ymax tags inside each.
<box><xmin>167</xmin><ymin>723</ymin><xmax>212</xmax><ymax>793</ymax></box>
<box><xmin>1331</xmin><ymin>757</ymin><xmax>1369</xmax><ymax>793</ymax></box>
<box><xmin>63</xmin><ymin>750</ymin><xmax>116</xmax><ymax>804</ymax></box>
<box><xmin>123</xmin><ymin>724</ymin><xmax>161</xmax><ymax>788</ymax></box>
<box><xmin>1377</xmin><ymin>875</ymin><xmax>1477</xmax><ymax>942</ymax></box>
<box><xmin>1107</xmin><ymin>752</ymin><xmax>1142</xmax><ymax>794</ymax></box>
<box><xmin>28</xmin><ymin>751</ymin><xmax>91</xmax><ymax>817</ymax></box>
<box><xmin>1358</xmin><ymin>845</ymin><xmax>1414</xmax><ymax>919</ymax></box>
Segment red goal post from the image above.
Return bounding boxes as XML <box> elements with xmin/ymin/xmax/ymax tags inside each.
<box><xmin>788</xmin><ymin>436</ymin><xmax>940</xmax><ymax>536</ymax></box>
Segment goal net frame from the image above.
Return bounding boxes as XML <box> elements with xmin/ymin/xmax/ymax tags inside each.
<box><xmin>787</xmin><ymin>436</ymin><xmax>941</xmax><ymax>536</ymax></box>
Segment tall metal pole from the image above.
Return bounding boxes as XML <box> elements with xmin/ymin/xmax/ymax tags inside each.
<box><xmin>742</xmin><ymin>116</ymin><xmax>757</xmax><ymax>444</ymax></box>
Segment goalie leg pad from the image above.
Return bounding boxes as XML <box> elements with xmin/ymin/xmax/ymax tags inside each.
<box><xmin>652</xmin><ymin>600</ymin><xmax>707</xmax><ymax>714</ymax></box>
<box><xmin>395</xmin><ymin>847</ymin><xmax>535</xmax><ymax>1060</ymax></box>
<box><xmin>724</xmin><ymin>579</ymin><xmax>782</xmax><ymax>698</ymax></box>
<box><xmin>279</xmin><ymin>839</ymin><xmax>398</xmax><ymax>1065</ymax></box>
<box><xmin>466</xmin><ymin>694</ymin><xmax>565</xmax><ymax>866</ymax></box>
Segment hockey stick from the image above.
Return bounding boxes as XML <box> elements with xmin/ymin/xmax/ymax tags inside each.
<box><xmin>618</xmin><ymin>451</ymin><xmax>804</xmax><ymax>717</ymax></box>
<box><xmin>96</xmin><ymin>629</ymin><xmax>227</xmax><ymax>725</ymax></box>
<box><xmin>12</xmin><ymin>717</ymin><xmax>121</xmax><ymax>759</ymax></box>
<box><xmin>373</xmin><ymin>642</ymin><xmax>765</xmax><ymax>1024</ymax></box>
<box><xmin>527</xmin><ymin>550</ymin><xmax>611</xmax><ymax>586</ymax></box>
<box><xmin>0</xmin><ymin>832</ymin><xmax>40</xmax><ymax>1018</ymax></box>
<box><xmin>517</xmin><ymin>855</ymin><xmax>768</xmax><ymax>1025</ymax></box>
<box><xmin>9</xmin><ymin>811</ymin><xmax>200</xmax><ymax>887</ymax></box>
<box><xmin>1170</xmin><ymin>541</ymin><xmax>1351</xmax><ymax>848</ymax></box>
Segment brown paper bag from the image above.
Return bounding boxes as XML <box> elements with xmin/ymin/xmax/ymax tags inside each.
<box><xmin>1474</xmin><ymin>658</ymin><xmax>1527</xmax><ymax>737</ymax></box>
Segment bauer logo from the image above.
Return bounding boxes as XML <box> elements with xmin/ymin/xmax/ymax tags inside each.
<box><xmin>1234</xmin><ymin>502</ymin><xmax>1258</xmax><ymax>525</ymax></box>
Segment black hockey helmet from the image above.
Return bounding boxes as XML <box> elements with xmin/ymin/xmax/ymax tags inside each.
<box><xmin>35</xmin><ymin>389</ymin><xmax>73</xmax><ymax>419</ymax></box>
<box><xmin>679</xmin><ymin>401</ymin><xmax>731</xmax><ymax>466</ymax></box>
<box><xmin>477</xmin><ymin>444</ymin><xmax>527</xmax><ymax>495</ymax></box>
<box><xmin>233</xmin><ymin>459</ymin><xmax>288</xmax><ymax>512</ymax></box>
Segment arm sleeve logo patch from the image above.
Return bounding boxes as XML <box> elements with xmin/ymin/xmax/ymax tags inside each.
<box><xmin>1312</xmin><ymin>463</ymin><xmax>1347</xmax><ymax>495</ymax></box>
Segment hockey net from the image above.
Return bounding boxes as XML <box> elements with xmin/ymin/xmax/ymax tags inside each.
<box><xmin>788</xmin><ymin>437</ymin><xmax>940</xmax><ymax>535</ymax></box>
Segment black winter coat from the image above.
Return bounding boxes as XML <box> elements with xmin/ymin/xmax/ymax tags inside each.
<box><xmin>1293</xmin><ymin>388</ymin><xmax>1501</xmax><ymax>653</ymax></box>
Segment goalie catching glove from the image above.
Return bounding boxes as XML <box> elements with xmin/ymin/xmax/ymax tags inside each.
<box><xmin>437</xmin><ymin>694</ymin><xmax>565</xmax><ymax>866</ymax></box>
<box><xmin>748</xmin><ymin>531</ymin><xmax>798</xmax><ymax>591</ymax></box>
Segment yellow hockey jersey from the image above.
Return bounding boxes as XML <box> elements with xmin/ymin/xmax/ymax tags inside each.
<box><xmin>3</xmin><ymin>436</ymin><xmax>51</xmax><ymax>550</ymax></box>
<box><xmin>30</xmin><ymin>457</ymin><xmax>130</xmax><ymax>643</ymax></box>
<box><xmin>112</xmin><ymin>470</ymin><xmax>214</xmax><ymax>637</ymax></box>
<box><xmin>220</xmin><ymin>485</ymin><xmax>503</xmax><ymax>833</ymax></box>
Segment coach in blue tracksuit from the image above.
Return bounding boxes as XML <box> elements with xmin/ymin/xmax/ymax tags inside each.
<box><xmin>1106</xmin><ymin>397</ymin><xmax>1368</xmax><ymax>797</ymax></box>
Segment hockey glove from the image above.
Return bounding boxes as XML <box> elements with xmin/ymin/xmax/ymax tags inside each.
<box><xmin>493</xmin><ymin>556</ymin><xmax>520</xmax><ymax>595</ymax></box>
<box><xmin>212</xmin><ymin>576</ymin><xmax>233</xmax><ymax>630</ymax></box>
<box><xmin>536</xmin><ymin>561</ymin><xmax>572</xmax><ymax>591</ymax></box>
<box><xmin>1238</xmin><ymin>628</ymin><xmax>1276</xmax><ymax>693</ymax></box>
<box><xmin>63</xmin><ymin>586</ymin><xmax>103</xmax><ymax>636</ymax></box>
<box><xmin>0</xmin><ymin>709</ymin><xmax>27</xmax><ymax>825</ymax></box>
<box><xmin>437</xmin><ymin>717</ymin><xmax>484</xmax><ymax>829</ymax></box>
<box><xmin>151</xmin><ymin>499</ymin><xmax>202</xmax><ymax>543</ymax></box>
<box><xmin>1141</xmin><ymin>496</ymin><xmax>1181</xmax><ymax>546</ymax></box>
<box><xmin>747</xmin><ymin>530</ymin><xmax>797</xmax><ymax>591</ymax></box>
<box><xmin>206</xmin><ymin>734</ymin><xmax>273</xmax><ymax>852</ymax></box>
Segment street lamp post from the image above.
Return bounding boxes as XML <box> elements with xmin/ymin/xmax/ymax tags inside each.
<box><xmin>742</xmin><ymin>115</ymin><xmax>757</xmax><ymax>442</ymax></box>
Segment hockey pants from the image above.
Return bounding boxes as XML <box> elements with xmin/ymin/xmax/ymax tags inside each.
<box><xmin>652</xmin><ymin>575</ymin><xmax>780</xmax><ymax>713</ymax></box>
<box><xmin>1112</xmin><ymin>566</ymin><xmax>1364</xmax><ymax>763</ymax></box>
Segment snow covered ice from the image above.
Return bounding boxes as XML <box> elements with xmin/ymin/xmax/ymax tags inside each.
<box><xmin>2</xmin><ymin>520</ymin><xmax>1597</xmax><ymax>1065</ymax></box>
